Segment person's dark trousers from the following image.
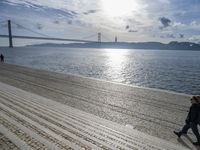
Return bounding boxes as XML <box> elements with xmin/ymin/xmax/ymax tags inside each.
<box><xmin>181</xmin><ymin>122</ymin><xmax>200</xmax><ymax>142</ymax></box>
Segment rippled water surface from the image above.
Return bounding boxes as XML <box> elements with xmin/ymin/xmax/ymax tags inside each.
<box><xmin>0</xmin><ymin>47</ymin><xmax>200</xmax><ymax>95</ymax></box>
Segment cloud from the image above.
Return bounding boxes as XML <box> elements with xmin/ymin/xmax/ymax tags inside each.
<box><xmin>14</xmin><ymin>23</ymin><xmax>24</xmax><ymax>29</ymax></box>
<box><xmin>0</xmin><ymin>23</ymin><xmax>7</xmax><ymax>28</ymax></box>
<box><xmin>36</xmin><ymin>23</ymin><xmax>43</xmax><ymax>30</ymax></box>
<box><xmin>167</xmin><ymin>34</ymin><xmax>175</xmax><ymax>38</ymax></box>
<box><xmin>179</xmin><ymin>34</ymin><xmax>184</xmax><ymax>38</ymax></box>
<box><xmin>53</xmin><ymin>19</ymin><xmax>73</xmax><ymax>25</ymax></box>
<box><xmin>160</xmin><ymin>33</ymin><xmax>176</xmax><ymax>38</ymax></box>
<box><xmin>125</xmin><ymin>24</ymin><xmax>138</xmax><ymax>32</ymax></box>
<box><xmin>1</xmin><ymin>0</ymin><xmax>200</xmax><ymax>45</ymax></box>
<box><xmin>2</xmin><ymin>0</ymin><xmax>77</xmax><ymax>19</ymax></box>
<box><xmin>190</xmin><ymin>21</ymin><xmax>200</xmax><ymax>29</ymax></box>
<box><xmin>67</xmin><ymin>20</ymin><xmax>72</xmax><ymax>25</ymax></box>
<box><xmin>159</xmin><ymin>17</ymin><xmax>171</xmax><ymax>29</ymax></box>
<box><xmin>171</xmin><ymin>21</ymin><xmax>186</xmax><ymax>29</ymax></box>
<box><xmin>125</xmin><ymin>25</ymin><xmax>129</xmax><ymax>29</ymax></box>
<box><xmin>53</xmin><ymin>20</ymin><xmax>60</xmax><ymax>24</ymax></box>
<box><xmin>158</xmin><ymin>0</ymin><xmax>170</xmax><ymax>4</ymax></box>
<box><xmin>128</xmin><ymin>29</ymin><xmax>138</xmax><ymax>33</ymax></box>
<box><xmin>188</xmin><ymin>35</ymin><xmax>200</xmax><ymax>43</ymax></box>
<box><xmin>83</xmin><ymin>10</ymin><xmax>98</xmax><ymax>15</ymax></box>
<box><xmin>159</xmin><ymin>33</ymin><xmax>185</xmax><ymax>39</ymax></box>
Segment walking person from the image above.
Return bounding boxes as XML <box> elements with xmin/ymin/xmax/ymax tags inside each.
<box><xmin>0</xmin><ymin>54</ymin><xmax>4</xmax><ymax>62</ymax></box>
<box><xmin>174</xmin><ymin>96</ymin><xmax>200</xmax><ymax>145</ymax></box>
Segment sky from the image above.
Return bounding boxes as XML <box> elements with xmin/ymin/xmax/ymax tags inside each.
<box><xmin>0</xmin><ymin>0</ymin><xmax>200</xmax><ymax>46</ymax></box>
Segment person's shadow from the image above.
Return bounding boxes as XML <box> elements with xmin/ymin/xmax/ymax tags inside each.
<box><xmin>177</xmin><ymin>135</ymin><xmax>200</xmax><ymax>150</ymax></box>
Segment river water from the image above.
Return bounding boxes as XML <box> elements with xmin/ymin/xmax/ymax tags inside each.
<box><xmin>0</xmin><ymin>47</ymin><xmax>200</xmax><ymax>95</ymax></box>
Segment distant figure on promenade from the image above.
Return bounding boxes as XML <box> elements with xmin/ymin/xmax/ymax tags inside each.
<box><xmin>0</xmin><ymin>54</ymin><xmax>4</xmax><ymax>62</ymax></box>
<box><xmin>174</xmin><ymin>96</ymin><xmax>200</xmax><ymax>145</ymax></box>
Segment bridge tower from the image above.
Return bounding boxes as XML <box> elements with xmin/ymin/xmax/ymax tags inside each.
<box><xmin>8</xmin><ymin>20</ymin><xmax>13</xmax><ymax>48</ymax></box>
<box><xmin>115</xmin><ymin>36</ymin><xmax>117</xmax><ymax>42</ymax></box>
<box><xmin>98</xmin><ymin>32</ymin><xmax>101</xmax><ymax>43</ymax></box>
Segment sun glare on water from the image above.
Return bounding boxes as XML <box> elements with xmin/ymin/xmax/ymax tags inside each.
<box><xmin>101</xmin><ymin>0</ymin><xmax>140</xmax><ymax>17</ymax></box>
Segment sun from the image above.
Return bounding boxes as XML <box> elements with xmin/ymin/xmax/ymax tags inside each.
<box><xmin>101</xmin><ymin>0</ymin><xmax>140</xmax><ymax>18</ymax></box>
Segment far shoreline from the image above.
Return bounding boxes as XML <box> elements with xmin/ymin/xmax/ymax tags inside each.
<box><xmin>1</xmin><ymin>46</ymin><xmax>200</xmax><ymax>52</ymax></box>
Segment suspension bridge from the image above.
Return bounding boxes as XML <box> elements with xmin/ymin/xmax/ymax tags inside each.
<box><xmin>0</xmin><ymin>20</ymin><xmax>114</xmax><ymax>48</ymax></box>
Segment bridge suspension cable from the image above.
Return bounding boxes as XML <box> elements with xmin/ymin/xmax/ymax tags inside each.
<box><xmin>101</xmin><ymin>34</ymin><xmax>113</xmax><ymax>42</ymax></box>
<box><xmin>79</xmin><ymin>33</ymin><xmax>98</xmax><ymax>41</ymax></box>
<box><xmin>12</xmin><ymin>21</ymin><xmax>50</xmax><ymax>37</ymax></box>
<box><xmin>0</xmin><ymin>20</ymin><xmax>8</xmax><ymax>28</ymax></box>
<box><xmin>0</xmin><ymin>20</ymin><xmax>99</xmax><ymax>47</ymax></box>
<box><xmin>0</xmin><ymin>20</ymin><xmax>7</xmax><ymax>24</ymax></box>
<box><xmin>81</xmin><ymin>33</ymin><xmax>113</xmax><ymax>42</ymax></box>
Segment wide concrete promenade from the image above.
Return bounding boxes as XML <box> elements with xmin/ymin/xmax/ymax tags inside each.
<box><xmin>0</xmin><ymin>81</ymin><xmax>189</xmax><ymax>150</ymax></box>
<box><xmin>0</xmin><ymin>63</ymin><xmax>196</xmax><ymax>149</ymax></box>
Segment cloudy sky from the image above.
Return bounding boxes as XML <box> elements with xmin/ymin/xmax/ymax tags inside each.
<box><xmin>0</xmin><ymin>0</ymin><xmax>200</xmax><ymax>46</ymax></box>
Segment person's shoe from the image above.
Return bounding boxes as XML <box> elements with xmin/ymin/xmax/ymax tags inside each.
<box><xmin>192</xmin><ymin>142</ymin><xmax>200</xmax><ymax>146</ymax></box>
<box><xmin>173</xmin><ymin>131</ymin><xmax>181</xmax><ymax>138</ymax></box>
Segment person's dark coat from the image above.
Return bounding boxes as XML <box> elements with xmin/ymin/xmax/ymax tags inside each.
<box><xmin>186</xmin><ymin>104</ymin><xmax>200</xmax><ymax>124</ymax></box>
<box><xmin>1</xmin><ymin>54</ymin><xmax>4</xmax><ymax>62</ymax></box>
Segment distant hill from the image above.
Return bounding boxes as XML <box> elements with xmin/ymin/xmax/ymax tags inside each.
<box><xmin>28</xmin><ymin>41</ymin><xmax>200</xmax><ymax>50</ymax></box>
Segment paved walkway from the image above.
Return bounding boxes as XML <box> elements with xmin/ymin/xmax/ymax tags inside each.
<box><xmin>0</xmin><ymin>82</ymin><xmax>188</xmax><ymax>150</ymax></box>
<box><xmin>0</xmin><ymin>63</ymin><xmax>199</xmax><ymax>149</ymax></box>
